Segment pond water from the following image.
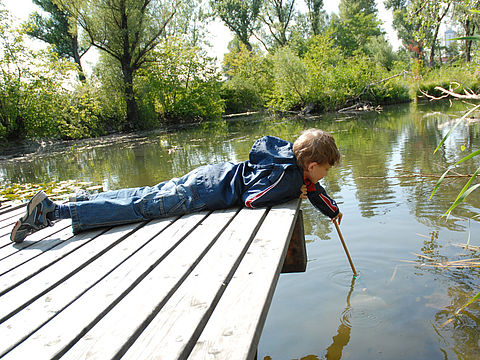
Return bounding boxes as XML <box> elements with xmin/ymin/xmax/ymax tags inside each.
<box><xmin>1</xmin><ymin>101</ymin><xmax>480</xmax><ymax>359</ymax></box>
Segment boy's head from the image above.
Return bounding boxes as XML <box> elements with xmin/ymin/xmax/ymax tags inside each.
<box><xmin>293</xmin><ymin>128</ymin><xmax>341</xmax><ymax>170</ymax></box>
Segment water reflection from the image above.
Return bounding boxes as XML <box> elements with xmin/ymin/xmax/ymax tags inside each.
<box><xmin>325</xmin><ymin>276</ymin><xmax>355</xmax><ymax>360</ymax></box>
<box><xmin>1</xmin><ymin>101</ymin><xmax>480</xmax><ymax>359</ymax></box>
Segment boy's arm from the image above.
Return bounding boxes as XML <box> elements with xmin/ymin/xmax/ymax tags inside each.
<box><xmin>306</xmin><ymin>182</ymin><xmax>340</xmax><ymax>219</ymax></box>
<box><xmin>242</xmin><ymin>168</ymin><xmax>302</xmax><ymax>208</ymax></box>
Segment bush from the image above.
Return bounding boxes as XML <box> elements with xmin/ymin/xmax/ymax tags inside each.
<box><xmin>136</xmin><ymin>38</ymin><xmax>224</xmax><ymax>124</ymax></box>
<box><xmin>268</xmin><ymin>46</ymin><xmax>309</xmax><ymax>110</ymax></box>
<box><xmin>222</xmin><ymin>42</ymin><xmax>273</xmax><ymax>111</ymax></box>
<box><xmin>415</xmin><ymin>62</ymin><xmax>480</xmax><ymax>99</ymax></box>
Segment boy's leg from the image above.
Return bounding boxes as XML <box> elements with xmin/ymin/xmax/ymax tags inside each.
<box><xmin>69</xmin><ymin>180</ymin><xmax>206</xmax><ymax>234</ymax></box>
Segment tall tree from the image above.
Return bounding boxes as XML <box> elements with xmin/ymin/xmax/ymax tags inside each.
<box><xmin>26</xmin><ymin>0</ymin><xmax>88</xmax><ymax>80</ymax></box>
<box><xmin>332</xmin><ymin>0</ymin><xmax>382</xmax><ymax>56</ymax></box>
<box><xmin>260</xmin><ymin>0</ymin><xmax>296</xmax><ymax>48</ymax></box>
<box><xmin>409</xmin><ymin>0</ymin><xmax>453</xmax><ymax>67</ymax></box>
<box><xmin>210</xmin><ymin>0</ymin><xmax>262</xmax><ymax>51</ymax></box>
<box><xmin>305</xmin><ymin>0</ymin><xmax>325</xmax><ymax>36</ymax></box>
<box><xmin>385</xmin><ymin>0</ymin><xmax>423</xmax><ymax>59</ymax></box>
<box><xmin>55</xmin><ymin>0</ymin><xmax>177</xmax><ymax>129</ymax></box>
<box><xmin>452</xmin><ymin>0</ymin><xmax>480</xmax><ymax>62</ymax></box>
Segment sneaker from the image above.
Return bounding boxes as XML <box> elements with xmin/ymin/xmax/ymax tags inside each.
<box><xmin>10</xmin><ymin>191</ymin><xmax>56</xmax><ymax>243</ymax></box>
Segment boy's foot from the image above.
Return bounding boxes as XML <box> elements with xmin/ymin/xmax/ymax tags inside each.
<box><xmin>10</xmin><ymin>191</ymin><xmax>55</xmax><ymax>243</ymax></box>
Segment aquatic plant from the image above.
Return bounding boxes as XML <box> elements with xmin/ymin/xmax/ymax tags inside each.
<box><xmin>0</xmin><ymin>180</ymin><xmax>102</xmax><ymax>205</ymax></box>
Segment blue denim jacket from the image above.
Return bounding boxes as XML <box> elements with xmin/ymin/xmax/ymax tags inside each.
<box><xmin>188</xmin><ymin>136</ymin><xmax>302</xmax><ymax>210</ymax></box>
<box><xmin>190</xmin><ymin>136</ymin><xmax>339</xmax><ymax>218</ymax></box>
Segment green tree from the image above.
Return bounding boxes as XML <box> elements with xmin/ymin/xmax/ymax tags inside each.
<box><xmin>210</xmin><ymin>0</ymin><xmax>262</xmax><ymax>51</ymax></box>
<box><xmin>55</xmin><ymin>0</ymin><xmax>177</xmax><ymax>130</ymax></box>
<box><xmin>408</xmin><ymin>0</ymin><xmax>453</xmax><ymax>67</ymax></box>
<box><xmin>364</xmin><ymin>35</ymin><xmax>396</xmax><ymax>71</ymax></box>
<box><xmin>260</xmin><ymin>0</ymin><xmax>296</xmax><ymax>48</ymax></box>
<box><xmin>452</xmin><ymin>0</ymin><xmax>480</xmax><ymax>62</ymax></box>
<box><xmin>222</xmin><ymin>41</ymin><xmax>273</xmax><ymax>112</ymax></box>
<box><xmin>385</xmin><ymin>0</ymin><xmax>423</xmax><ymax>59</ymax></box>
<box><xmin>331</xmin><ymin>0</ymin><xmax>383</xmax><ymax>56</ymax></box>
<box><xmin>305</xmin><ymin>0</ymin><xmax>326</xmax><ymax>36</ymax></box>
<box><xmin>26</xmin><ymin>0</ymin><xmax>88</xmax><ymax>81</ymax></box>
<box><xmin>136</xmin><ymin>37</ymin><xmax>224</xmax><ymax>123</ymax></box>
<box><xmin>271</xmin><ymin>46</ymin><xmax>308</xmax><ymax>109</ymax></box>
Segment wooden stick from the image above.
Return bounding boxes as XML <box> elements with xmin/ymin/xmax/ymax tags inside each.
<box><xmin>333</xmin><ymin>220</ymin><xmax>358</xmax><ymax>276</ymax></box>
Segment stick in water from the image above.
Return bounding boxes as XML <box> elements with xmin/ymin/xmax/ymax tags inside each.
<box><xmin>333</xmin><ymin>219</ymin><xmax>358</xmax><ymax>276</ymax></box>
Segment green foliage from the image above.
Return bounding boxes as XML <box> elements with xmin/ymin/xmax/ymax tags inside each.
<box><xmin>222</xmin><ymin>42</ymin><xmax>273</xmax><ymax>112</ymax></box>
<box><xmin>211</xmin><ymin>0</ymin><xmax>262</xmax><ymax>51</ymax></box>
<box><xmin>364</xmin><ymin>35</ymin><xmax>396</xmax><ymax>70</ymax></box>
<box><xmin>25</xmin><ymin>0</ymin><xmax>88</xmax><ymax>80</ymax></box>
<box><xmin>260</xmin><ymin>0</ymin><xmax>296</xmax><ymax>48</ymax></box>
<box><xmin>415</xmin><ymin>62</ymin><xmax>480</xmax><ymax>98</ymax></box>
<box><xmin>269</xmin><ymin>46</ymin><xmax>308</xmax><ymax>110</ymax></box>
<box><xmin>136</xmin><ymin>38</ymin><xmax>224</xmax><ymax>124</ymax></box>
<box><xmin>332</xmin><ymin>0</ymin><xmax>383</xmax><ymax>56</ymax></box>
<box><xmin>303</xmin><ymin>34</ymin><xmax>392</xmax><ymax>110</ymax></box>
<box><xmin>0</xmin><ymin>6</ymin><xmax>113</xmax><ymax>142</ymax></box>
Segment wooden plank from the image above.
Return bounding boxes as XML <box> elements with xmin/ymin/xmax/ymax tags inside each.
<box><xmin>0</xmin><ymin>224</ymin><xmax>126</xmax><ymax>322</ymax></box>
<box><xmin>0</xmin><ymin>203</ymin><xmax>25</xmax><ymax>217</ymax></box>
<box><xmin>62</xmin><ymin>209</ymin><xmax>265</xmax><ymax>359</ymax></box>
<box><xmin>0</xmin><ymin>204</ymin><xmax>26</xmax><ymax>223</ymax></box>
<box><xmin>0</xmin><ymin>221</ymin><xmax>74</xmax><ymax>276</ymax></box>
<box><xmin>120</xmin><ymin>207</ymin><xmax>268</xmax><ymax>360</ymax></box>
<box><xmin>1</xmin><ymin>212</ymin><xmax>210</xmax><ymax>360</ymax></box>
<box><xmin>57</xmin><ymin>208</ymin><xmax>241</xmax><ymax>360</ymax></box>
<box><xmin>0</xmin><ymin>220</ymin><xmax>72</xmax><ymax>257</ymax></box>
<box><xmin>189</xmin><ymin>199</ymin><xmax>301</xmax><ymax>360</ymax></box>
<box><xmin>0</xmin><ymin>208</ymin><xmax>29</xmax><ymax>239</ymax></box>
<box><xmin>0</xmin><ymin>216</ymin><xmax>176</xmax><ymax>357</ymax></box>
<box><xmin>0</xmin><ymin>224</ymin><xmax>98</xmax><ymax>297</ymax></box>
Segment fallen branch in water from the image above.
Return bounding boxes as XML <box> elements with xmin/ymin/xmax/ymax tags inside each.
<box><xmin>420</xmin><ymin>82</ymin><xmax>480</xmax><ymax>100</ymax></box>
<box><xmin>338</xmin><ymin>102</ymin><xmax>383</xmax><ymax>113</ymax></box>
<box><xmin>453</xmin><ymin>243</ymin><xmax>480</xmax><ymax>251</ymax></box>
<box><xmin>338</xmin><ymin>70</ymin><xmax>410</xmax><ymax>113</ymax></box>
<box><xmin>400</xmin><ymin>253</ymin><xmax>480</xmax><ymax>268</ymax></box>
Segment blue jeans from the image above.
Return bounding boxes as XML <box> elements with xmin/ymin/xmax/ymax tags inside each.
<box><xmin>69</xmin><ymin>176</ymin><xmax>207</xmax><ymax>234</ymax></box>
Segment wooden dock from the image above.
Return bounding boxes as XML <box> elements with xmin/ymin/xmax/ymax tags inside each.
<box><xmin>0</xmin><ymin>198</ymin><xmax>305</xmax><ymax>359</ymax></box>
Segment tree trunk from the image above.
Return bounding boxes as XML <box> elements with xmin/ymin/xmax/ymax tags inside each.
<box><xmin>72</xmin><ymin>35</ymin><xmax>86</xmax><ymax>82</ymax></box>
<box><xmin>429</xmin><ymin>26</ymin><xmax>439</xmax><ymax>67</ymax></box>
<box><xmin>122</xmin><ymin>63</ymin><xmax>139</xmax><ymax>130</ymax></box>
<box><xmin>464</xmin><ymin>19</ymin><xmax>474</xmax><ymax>62</ymax></box>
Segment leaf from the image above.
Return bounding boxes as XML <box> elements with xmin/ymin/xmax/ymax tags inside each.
<box><xmin>461</xmin><ymin>145</ymin><xmax>466</xmax><ymax>152</ymax></box>
<box><xmin>455</xmin><ymin>291</ymin><xmax>480</xmax><ymax>316</ymax></box>
<box><xmin>429</xmin><ymin>166</ymin><xmax>452</xmax><ymax>200</ymax></box>
<box><xmin>434</xmin><ymin>104</ymin><xmax>480</xmax><ymax>155</ymax></box>
<box><xmin>434</xmin><ymin>119</ymin><xmax>463</xmax><ymax>154</ymax></box>
<box><xmin>452</xmin><ymin>149</ymin><xmax>480</xmax><ymax>166</ymax></box>
<box><xmin>443</xmin><ymin>181</ymin><xmax>480</xmax><ymax>217</ymax></box>
<box><xmin>448</xmin><ymin>36</ymin><xmax>480</xmax><ymax>41</ymax></box>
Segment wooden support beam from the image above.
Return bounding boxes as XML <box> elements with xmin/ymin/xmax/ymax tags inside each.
<box><xmin>281</xmin><ymin>210</ymin><xmax>306</xmax><ymax>273</ymax></box>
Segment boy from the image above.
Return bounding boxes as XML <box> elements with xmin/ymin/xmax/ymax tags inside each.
<box><xmin>11</xmin><ymin>128</ymin><xmax>342</xmax><ymax>243</ymax></box>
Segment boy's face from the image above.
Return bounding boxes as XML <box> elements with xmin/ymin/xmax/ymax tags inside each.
<box><xmin>305</xmin><ymin>162</ymin><xmax>331</xmax><ymax>183</ymax></box>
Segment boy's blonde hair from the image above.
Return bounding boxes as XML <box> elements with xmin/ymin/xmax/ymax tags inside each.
<box><xmin>293</xmin><ymin>128</ymin><xmax>341</xmax><ymax>169</ymax></box>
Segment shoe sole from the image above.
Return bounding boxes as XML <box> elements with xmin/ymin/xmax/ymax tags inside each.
<box><xmin>10</xmin><ymin>191</ymin><xmax>47</xmax><ymax>243</ymax></box>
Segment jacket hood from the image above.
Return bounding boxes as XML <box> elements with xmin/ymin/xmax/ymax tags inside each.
<box><xmin>248</xmin><ymin>136</ymin><xmax>298</xmax><ymax>169</ymax></box>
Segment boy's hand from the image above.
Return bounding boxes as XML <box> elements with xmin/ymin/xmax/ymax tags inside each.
<box><xmin>332</xmin><ymin>211</ymin><xmax>343</xmax><ymax>225</ymax></box>
<box><xmin>300</xmin><ymin>184</ymin><xmax>307</xmax><ymax>199</ymax></box>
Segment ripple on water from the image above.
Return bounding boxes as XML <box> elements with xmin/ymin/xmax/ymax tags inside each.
<box><xmin>340</xmin><ymin>305</ymin><xmax>384</xmax><ymax>329</ymax></box>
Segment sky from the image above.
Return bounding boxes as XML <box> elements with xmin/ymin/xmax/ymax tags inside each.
<box><xmin>3</xmin><ymin>0</ymin><xmax>401</xmax><ymax>64</ymax></box>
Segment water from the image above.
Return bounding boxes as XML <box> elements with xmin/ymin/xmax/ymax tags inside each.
<box><xmin>1</xmin><ymin>101</ymin><xmax>480</xmax><ymax>359</ymax></box>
